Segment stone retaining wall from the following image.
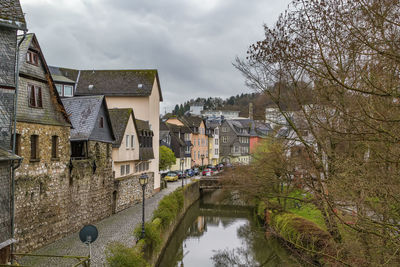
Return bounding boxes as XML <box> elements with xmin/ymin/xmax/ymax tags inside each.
<box><xmin>113</xmin><ymin>172</ymin><xmax>154</xmax><ymax>213</ymax></box>
<box><xmin>151</xmin><ymin>181</ymin><xmax>200</xmax><ymax>266</ymax></box>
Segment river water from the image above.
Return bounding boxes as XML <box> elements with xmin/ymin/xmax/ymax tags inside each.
<box><xmin>158</xmin><ymin>190</ymin><xmax>300</xmax><ymax>267</ymax></box>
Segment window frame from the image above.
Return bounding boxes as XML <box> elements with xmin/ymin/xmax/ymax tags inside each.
<box><xmin>126</xmin><ymin>135</ymin><xmax>130</xmax><ymax>149</ymax></box>
<box><xmin>28</xmin><ymin>84</ymin><xmax>43</xmax><ymax>108</ymax></box>
<box><xmin>26</xmin><ymin>50</ymin><xmax>39</xmax><ymax>66</ymax></box>
<box><xmin>51</xmin><ymin>135</ymin><xmax>59</xmax><ymax>159</ymax></box>
<box><xmin>131</xmin><ymin>135</ymin><xmax>135</xmax><ymax>148</ymax></box>
<box><xmin>30</xmin><ymin>134</ymin><xmax>39</xmax><ymax>161</ymax></box>
<box><xmin>63</xmin><ymin>85</ymin><xmax>73</xmax><ymax>97</ymax></box>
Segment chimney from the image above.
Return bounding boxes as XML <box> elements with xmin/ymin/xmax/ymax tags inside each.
<box><xmin>249</xmin><ymin>103</ymin><xmax>254</xmax><ymax>120</ymax></box>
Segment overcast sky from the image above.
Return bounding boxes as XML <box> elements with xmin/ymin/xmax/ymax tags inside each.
<box><xmin>20</xmin><ymin>0</ymin><xmax>291</xmax><ymax>113</ymax></box>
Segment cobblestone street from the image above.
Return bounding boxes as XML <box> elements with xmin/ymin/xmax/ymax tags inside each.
<box><xmin>19</xmin><ymin>178</ymin><xmax>194</xmax><ymax>267</ymax></box>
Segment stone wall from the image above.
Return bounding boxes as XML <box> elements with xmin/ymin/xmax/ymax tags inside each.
<box><xmin>14</xmin><ymin>122</ymin><xmax>114</xmax><ymax>253</ymax></box>
<box><xmin>113</xmin><ymin>172</ymin><xmax>154</xmax><ymax>213</ymax></box>
<box><xmin>0</xmin><ymin>161</ymin><xmax>11</xmax><ymax>245</ymax></box>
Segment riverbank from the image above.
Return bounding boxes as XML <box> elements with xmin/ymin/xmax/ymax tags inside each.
<box><xmin>257</xmin><ymin>200</ymin><xmax>335</xmax><ymax>265</ymax></box>
<box><xmin>106</xmin><ymin>180</ymin><xmax>200</xmax><ymax>266</ymax></box>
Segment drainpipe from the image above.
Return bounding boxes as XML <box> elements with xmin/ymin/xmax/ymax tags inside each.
<box><xmin>11</xmin><ymin>30</ymin><xmax>27</xmax><ymax>259</ymax></box>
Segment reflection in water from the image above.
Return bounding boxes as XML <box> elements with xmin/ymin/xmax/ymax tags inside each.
<box><xmin>158</xmin><ymin>193</ymin><xmax>300</xmax><ymax>267</ymax></box>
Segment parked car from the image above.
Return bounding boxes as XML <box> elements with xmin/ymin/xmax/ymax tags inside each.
<box><xmin>217</xmin><ymin>163</ymin><xmax>224</xmax><ymax>170</ymax></box>
<box><xmin>185</xmin><ymin>169</ymin><xmax>194</xmax><ymax>177</ymax></box>
<box><xmin>202</xmin><ymin>168</ymin><xmax>214</xmax><ymax>176</ymax></box>
<box><xmin>164</xmin><ymin>172</ymin><xmax>178</xmax><ymax>182</ymax></box>
<box><xmin>176</xmin><ymin>170</ymin><xmax>186</xmax><ymax>179</ymax></box>
<box><xmin>193</xmin><ymin>168</ymin><xmax>200</xmax><ymax>175</ymax></box>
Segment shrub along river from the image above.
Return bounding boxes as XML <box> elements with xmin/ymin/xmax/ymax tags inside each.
<box><xmin>158</xmin><ymin>190</ymin><xmax>300</xmax><ymax>267</ymax></box>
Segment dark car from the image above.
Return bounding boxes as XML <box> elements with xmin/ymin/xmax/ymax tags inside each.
<box><xmin>176</xmin><ymin>171</ymin><xmax>186</xmax><ymax>179</ymax></box>
<box><xmin>185</xmin><ymin>169</ymin><xmax>194</xmax><ymax>177</ymax></box>
<box><xmin>193</xmin><ymin>168</ymin><xmax>200</xmax><ymax>175</ymax></box>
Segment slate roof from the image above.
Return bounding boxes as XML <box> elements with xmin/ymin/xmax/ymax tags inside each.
<box><xmin>0</xmin><ymin>0</ymin><xmax>27</xmax><ymax>29</ymax></box>
<box><xmin>180</xmin><ymin>116</ymin><xmax>203</xmax><ymax>128</ymax></box>
<box><xmin>108</xmin><ymin>108</ymin><xmax>138</xmax><ymax>148</ymax></box>
<box><xmin>61</xmin><ymin>95</ymin><xmax>106</xmax><ymax>141</ymax></box>
<box><xmin>72</xmin><ymin>69</ymin><xmax>163</xmax><ymax>101</ymax></box>
<box><xmin>49</xmin><ymin>66</ymin><xmax>80</xmax><ymax>83</ymax></box>
<box><xmin>0</xmin><ymin>148</ymin><xmax>21</xmax><ymax>162</ymax></box>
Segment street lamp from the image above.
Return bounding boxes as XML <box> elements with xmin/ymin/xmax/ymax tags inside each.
<box><xmin>139</xmin><ymin>173</ymin><xmax>149</xmax><ymax>239</ymax></box>
<box><xmin>181</xmin><ymin>158</ymin><xmax>184</xmax><ymax>188</ymax></box>
<box><xmin>201</xmin><ymin>154</ymin><xmax>205</xmax><ymax>176</ymax></box>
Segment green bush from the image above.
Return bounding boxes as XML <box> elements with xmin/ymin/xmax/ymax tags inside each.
<box><xmin>152</xmin><ymin>188</ymin><xmax>184</xmax><ymax>229</ymax></box>
<box><xmin>271</xmin><ymin>212</ymin><xmax>331</xmax><ymax>252</ymax></box>
<box><xmin>134</xmin><ymin>221</ymin><xmax>162</xmax><ymax>251</ymax></box>
<box><xmin>106</xmin><ymin>242</ymin><xmax>149</xmax><ymax>267</ymax></box>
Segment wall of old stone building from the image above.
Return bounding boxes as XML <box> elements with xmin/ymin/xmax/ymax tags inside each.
<box><xmin>14</xmin><ymin>122</ymin><xmax>114</xmax><ymax>253</ymax></box>
<box><xmin>0</xmin><ymin>161</ymin><xmax>11</xmax><ymax>245</ymax></box>
<box><xmin>113</xmin><ymin>172</ymin><xmax>154</xmax><ymax>213</ymax></box>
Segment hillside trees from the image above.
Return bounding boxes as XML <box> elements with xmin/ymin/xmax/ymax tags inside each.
<box><xmin>235</xmin><ymin>0</ymin><xmax>400</xmax><ymax>265</ymax></box>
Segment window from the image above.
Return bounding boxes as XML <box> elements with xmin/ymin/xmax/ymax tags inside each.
<box><xmin>28</xmin><ymin>85</ymin><xmax>42</xmax><ymax>108</ymax></box>
<box><xmin>71</xmin><ymin>141</ymin><xmax>88</xmax><ymax>159</ymax></box>
<box><xmin>99</xmin><ymin>117</ymin><xmax>104</xmax><ymax>128</ymax></box>
<box><xmin>56</xmin><ymin>84</ymin><xmax>62</xmax><ymax>95</ymax></box>
<box><xmin>215</xmin><ymin>139</ymin><xmax>219</xmax><ymax>145</ymax></box>
<box><xmin>63</xmin><ymin>85</ymin><xmax>73</xmax><ymax>96</ymax></box>
<box><xmin>222</xmin><ymin>127</ymin><xmax>228</xmax><ymax>132</ymax></box>
<box><xmin>126</xmin><ymin>135</ymin><xmax>130</xmax><ymax>148</ymax></box>
<box><xmin>185</xmin><ymin>146</ymin><xmax>190</xmax><ymax>153</ymax></box>
<box><xmin>198</xmin><ymin>139</ymin><xmax>200</xmax><ymax>146</ymax></box>
<box><xmin>198</xmin><ymin>151</ymin><xmax>200</xmax><ymax>159</ymax></box>
<box><xmin>131</xmin><ymin>135</ymin><xmax>135</xmax><ymax>148</ymax></box>
<box><xmin>215</xmin><ymin>148</ymin><xmax>219</xmax><ymax>154</ymax></box>
<box><xmin>234</xmin><ymin>146</ymin><xmax>239</xmax><ymax>153</ymax></box>
<box><xmin>214</xmin><ymin>129</ymin><xmax>219</xmax><ymax>135</ymax></box>
<box><xmin>51</xmin><ymin>136</ymin><xmax>58</xmax><ymax>159</ymax></box>
<box><xmin>126</xmin><ymin>164</ymin><xmax>130</xmax><ymax>174</ymax></box>
<box><xmin>120</xmin><ymin>165</ymin><xmax>125</xmax><ymax>176</ymax></box>
<box><xmin>222</xmin><ymin>136</ymin><xmax>228</xmax><ymax>143</ymax></box>
<box><xmin>26</xmin><ymin>51</ymin><xmax>39</xmax><ymax>65</ymax></box>
<box><xmin>30</xmin><ymin>135</ymin><xmax>39</xmax><ymax>160</ymax></box>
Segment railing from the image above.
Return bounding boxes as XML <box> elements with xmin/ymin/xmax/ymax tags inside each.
<box><xmin>0</xmin><ymin>253</ymin><xmax>90</xmax><ymax>267</ymax></box>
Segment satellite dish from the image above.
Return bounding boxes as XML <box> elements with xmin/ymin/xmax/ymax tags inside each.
<box><xmin>79</xmin><ymin>225</ymin><xmax>98</xmax><ymax>244</ymax></box>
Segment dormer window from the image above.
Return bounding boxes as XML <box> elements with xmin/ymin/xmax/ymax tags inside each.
<box><xmin>26</xmin><ymin>51</ymin><xmax>39</xmax><ymax>66</ymax></box>
<box><xmin>55</xmin><ymin>84</ymin><xmax>74</xmax><ymax>97</ymax></box>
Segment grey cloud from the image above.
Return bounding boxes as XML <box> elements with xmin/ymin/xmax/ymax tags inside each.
<box><xmin>20</xmin><ymin>0</ymin><xmax>292</xmax><ymax>112</ymax></box>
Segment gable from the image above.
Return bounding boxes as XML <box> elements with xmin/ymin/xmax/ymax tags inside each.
<box><xmin>89</xmin><ymin>102</ymin><xmax>115</xmax><ymax>143</ymax></box>
<box><xmin>16</xmin><ymin>34</ymin><xmax>70</xmax><ymax>126</ymax></box>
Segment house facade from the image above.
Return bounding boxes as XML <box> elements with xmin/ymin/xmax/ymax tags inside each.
<box><xmin>219</xmin><ymin>119</ymin><xmax>251</xmax><ymax>165</ymax></box>
<box><xmin>108</xmin><ymin>108</ymin><xmax>155</xmax><ymax>213</ymax></box>
<box><xmin>13</xmin><ymin>33</ymin><xmax>74</xmax><ymax>252</ymax></box>
<box><xmin>206</xmin><ymin>121</ymin><xmax>220</xmax><ymax>165</ymax></box>
<box><xmin>0</xmin><ymin>1</ymin><xmax>27</xmax><ymax>261</ymax></box>
<box><xmin>51</xmin><ymin>69</ymin><xmax>163</xmax><ymax>192</ymax></box>
<box><xmin>168</xmin><ymin>116</ymin><xmax>208</xmax><ymax>167</ymax></box>
<box><xmin>165</xmin><ymin>123</ymin><xmax>192</xmax><ymax>171</ymax></box>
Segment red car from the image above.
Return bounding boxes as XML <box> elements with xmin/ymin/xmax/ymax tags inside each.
<box><xmin>202</xmin><ymin>168</ymin><xmax>214</xmax><ymax>176</ymax></box>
